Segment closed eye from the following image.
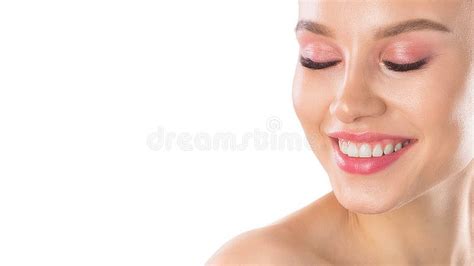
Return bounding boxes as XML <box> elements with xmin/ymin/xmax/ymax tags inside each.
<box><xmin>299</xmin><ymin>56</ymin><xmax>341</xmax><ymax>70</ymax></box>
<box><xmin>382</xmin><ymin>59</ymin><xmax>428</xmax><ymax>72</ymax></box>
<box><xmin>300</xmin><ymin>56</ymin><xmax>429</xmax><ymax>72</ymax></box>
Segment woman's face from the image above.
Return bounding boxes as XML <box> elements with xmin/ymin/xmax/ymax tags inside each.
<box><xmin>293</xmin><ymin>0</ymin><xmax>473</xmax><ymax>214</ymax></box>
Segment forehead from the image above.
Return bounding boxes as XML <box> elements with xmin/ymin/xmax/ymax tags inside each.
<box><xmin>298</xmin><ymin>0</ymin><xmax>470</xmax><ymax>39</ymax></box>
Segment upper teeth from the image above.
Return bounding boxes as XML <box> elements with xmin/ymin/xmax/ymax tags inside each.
<box><xmin>338</xmin><ymin>139</ymin><xmax>410</xmax><ymax>158</ymax></box>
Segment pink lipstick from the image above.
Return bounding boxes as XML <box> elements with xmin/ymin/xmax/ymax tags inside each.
<box><xmin>327</xmin><ymin>131</ymin><xmax>418</xmax><ymax>175</ymax></box>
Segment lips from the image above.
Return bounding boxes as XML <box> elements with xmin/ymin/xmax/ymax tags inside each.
<box><xmin>327</xmin><ymin>131</ymin><xmax>418</xmax><ymax>175</ymax></box>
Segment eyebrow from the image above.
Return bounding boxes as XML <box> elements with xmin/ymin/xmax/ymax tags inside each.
<box><xmin>295</xmin><ymin>18</ymin><xmax>451</xmax><ymax>39</ymax></box>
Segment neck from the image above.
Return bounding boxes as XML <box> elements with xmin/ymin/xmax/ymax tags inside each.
<box><xmin>348</xmin><ymin>159</ymin><xmax>473</xmax><ymax>264</ymax></box>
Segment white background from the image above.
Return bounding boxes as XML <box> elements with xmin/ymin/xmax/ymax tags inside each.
<box><xmin>0</xmin><ymin>1</ymin><xmax>331</xmax><ymax>265</ymax></box>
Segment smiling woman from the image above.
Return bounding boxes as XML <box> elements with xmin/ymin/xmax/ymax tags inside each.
<box><xmin>206</xmin><ymin>0</ymin><xmax>473</xmax><ymax>265</ymax></box>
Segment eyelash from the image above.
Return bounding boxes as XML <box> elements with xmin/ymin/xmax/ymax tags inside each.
<box><xmin>299</xmin><ymin>56</ymin><xmax>428</xmax><ymax>72</ymax></box>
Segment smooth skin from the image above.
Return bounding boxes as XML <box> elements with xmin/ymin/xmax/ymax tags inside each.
<box><xmin>207</xmin><ymin>0</ymin><xmax>473</xmax><ymax>265</ymax></box>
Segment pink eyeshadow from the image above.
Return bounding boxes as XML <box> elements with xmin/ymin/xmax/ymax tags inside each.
<box><xmin>300</xmin><ymin>44</ymin><xmax>341</xmax><ymax>61</ymax></box>
<box><xmin>382</xmin><ymin>41</ymin><xmax>432</xmax><ymax>64</ymax></box>
<box><xmin>297</xmin><ymin>32</ymin><xmax>342</xmax><ymax>62</ymax></box>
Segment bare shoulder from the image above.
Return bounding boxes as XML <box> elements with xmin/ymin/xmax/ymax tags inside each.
<box><xmin>205</xmin><ymin>193</ymin><xmax>342</xmax><ymax>265</ymax></box>
<box><xmin>205</xmin><ymin>225</ymin><xmax>327</xmax><ymax>265</ymax></box>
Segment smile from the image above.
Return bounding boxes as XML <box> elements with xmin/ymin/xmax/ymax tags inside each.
<box><xmin>327</xmin><ymin>131</ymin><xmax>418</xmax><ymax>175</ymax></box>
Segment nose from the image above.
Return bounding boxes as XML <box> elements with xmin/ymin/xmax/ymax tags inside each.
<box><xmin>329</xmin><ymin>60</ymin><xmax>386</xmax><ymax>123</ymax></box>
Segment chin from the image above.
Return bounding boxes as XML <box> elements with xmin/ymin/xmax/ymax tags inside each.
<box><xmin>330</xmin><ymin>182</ymin><xmax>403</xmax><ymax>214</ymax></box>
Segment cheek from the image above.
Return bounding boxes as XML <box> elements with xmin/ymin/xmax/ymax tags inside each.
<box><xmin>392</xmin><ymin>50</ymin><xmax>473</xmax><ymax>180</ymax></box>
<box><xmin>414</xmin><ymin>56</ymin><xmax>469</xmax><ymax>137</ymax></box>
<box><xmin>292</xmin><ymin>68</ymin><xmax>333</xmax><ymax>136</ymax></box>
